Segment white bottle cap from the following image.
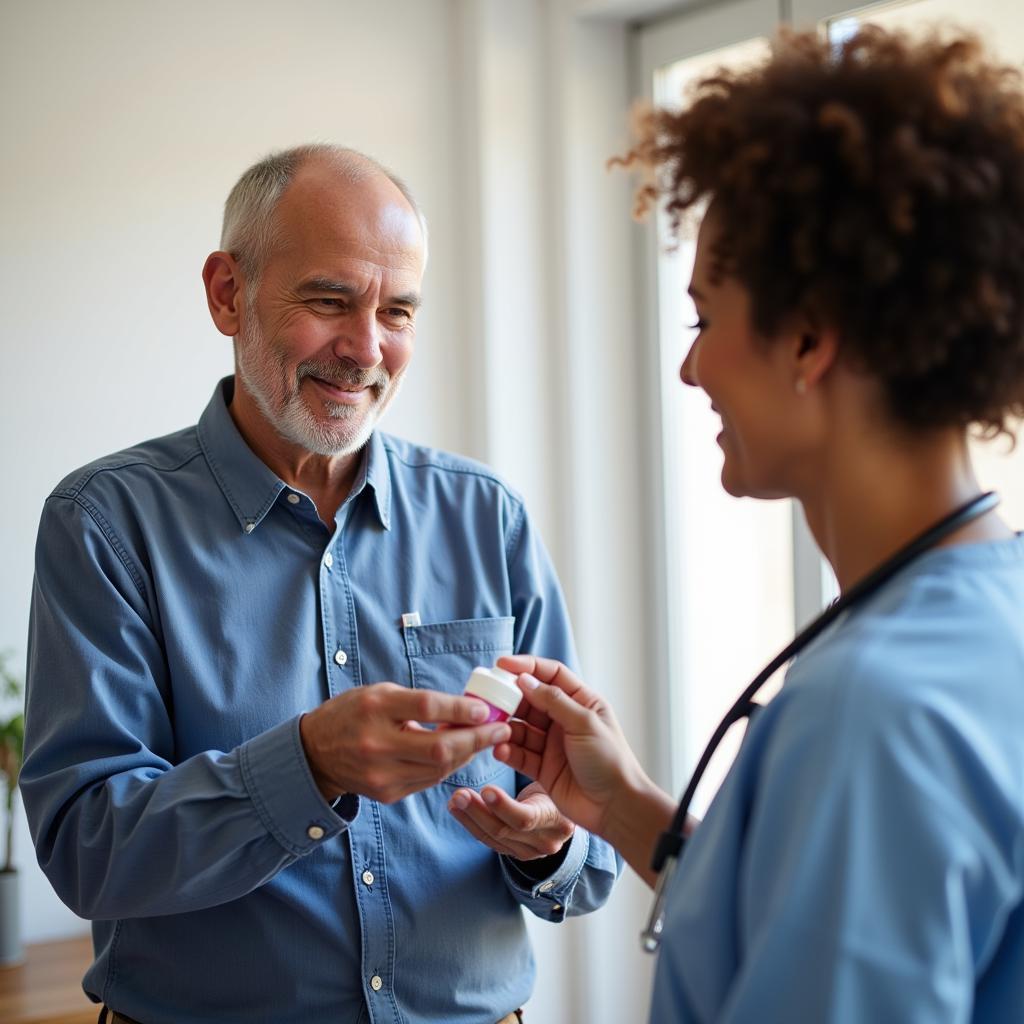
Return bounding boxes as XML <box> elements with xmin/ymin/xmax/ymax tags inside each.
<box><xmin>464</xmin><ymin>665</ymin><xmax>521</xmax><ymax>716</ymax></box>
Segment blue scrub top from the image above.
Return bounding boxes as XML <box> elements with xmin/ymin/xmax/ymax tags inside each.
<box><xmin>651</xmin><ymin>535</ymin><xmax>1024</xmax><ymax>1022</ymax></box>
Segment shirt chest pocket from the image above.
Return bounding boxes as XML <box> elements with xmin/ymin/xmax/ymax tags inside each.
<box><xmin>403</xmin><ymin>616</ymin><xmax>515</xmax><ymax>788</ymax></box>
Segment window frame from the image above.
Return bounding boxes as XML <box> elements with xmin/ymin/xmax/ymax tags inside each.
<box><xmin>632</xmin><ymin>0</ymin><xmax>829</xmax><ymax>790</ymax></box>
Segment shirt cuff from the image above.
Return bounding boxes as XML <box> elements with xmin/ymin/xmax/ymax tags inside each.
<box><xmin>240</xmin><ymin>716</ymin><xmax>359</xmax><ymax>857</ymax></box>
<box><xmin>501</xmin><ymin>827</ymin><xmax>590</xmax><ymax>910</ymax></box>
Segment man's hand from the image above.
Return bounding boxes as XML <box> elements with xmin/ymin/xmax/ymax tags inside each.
<box><xmin>299</xmin><ymin>683</ymin><xmax>510</xmax><ymax>804</ymax></box>
<box><xmin>447</xmin><ymin>781</ymin><xmax>575</xmax><ymax>861</ymax></box>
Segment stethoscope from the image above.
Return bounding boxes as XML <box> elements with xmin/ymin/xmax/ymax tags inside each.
<box><xmin>640</xmin><ymin>490</ymin><xmax>1000</xmax><ymax>954</ymax></box>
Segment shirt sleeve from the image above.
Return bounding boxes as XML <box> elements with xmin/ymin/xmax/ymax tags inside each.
<box><xmin>717</xmin><ymin>649</ymin><xmax>1015</xmax><ymax>1023</ymax></box>
<box><xmin>498</xmin><ymin>499</ymin><xmax>622</xmax><ymax>920</ymax></box>
<box><xmin>21</xmin><ymin>494</ymin><xmax>357</xmax><ymax>921</ymax></box>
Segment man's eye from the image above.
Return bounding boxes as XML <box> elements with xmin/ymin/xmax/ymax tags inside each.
<box><xmin>315</xmin><ymin>298</ymin><xmax>343</xmax><ymax>308</ymax></box>
<box><xmin>687</xmin><ymin>318</ymin><xmax>708</xmax><ymax>331</ymax></box>
<box><xmin>383</xmin><ymin>308</ymin><xmax>412</xmax><ymax>321</ymax></box>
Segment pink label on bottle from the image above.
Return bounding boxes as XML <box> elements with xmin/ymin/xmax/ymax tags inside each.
<box><xmin>469</xmin><ymin>696</ymin><xmax>510</xmax><ymax>723</ymax></box>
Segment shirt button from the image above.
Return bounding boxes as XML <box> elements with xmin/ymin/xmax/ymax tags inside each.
<box><xmin>324</xmin><ymin>552</ymin><xmax>334</xmax><ymax>569</ymax></box>
<box><xmin>362</xmin><ymin>870</ymin><xmax>375</xmax><ymax>886</ymax></box>
<box><xmin>539</xmin><ymin>881</ymin><xmax>554</xmax><ymax>892</ymax></box>
<box><xmin>287</xmin><ymin>493</ymin><xmax>300</xmax><ymax>505</ymax></box>
<box><xmin>307</xmin><ymin>825</ymin><xmax>325</xmax><ymax>841</ymax></box>
<box><xmin>334</xmin><ymin>649</ymin><xmax>348</xmax><ymax>667</ymax></box>
<box><xmin>370</xmin><ymin>975</ymin><xmax>383</xmax><ymax>992</ymax></box>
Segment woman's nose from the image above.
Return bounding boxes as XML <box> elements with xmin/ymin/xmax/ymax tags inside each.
<box><xmin>680</xmin><ymin>338</ymin><xmax>699</xmax><ymax>388</ymax></box>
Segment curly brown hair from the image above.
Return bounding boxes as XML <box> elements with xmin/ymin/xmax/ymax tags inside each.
<box><xmin>623</xmin><ymin>26</ymin><xmax>1024</xmax><ymax>435</ymax></box>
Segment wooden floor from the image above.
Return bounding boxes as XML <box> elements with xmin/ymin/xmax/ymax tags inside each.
<box><xmin>0</xmin><ymin>934</ymin><xmax>97</xmax><ymax>1024</ymax></box>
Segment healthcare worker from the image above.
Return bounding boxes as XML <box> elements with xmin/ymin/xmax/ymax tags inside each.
<box><xmin>489</xmin><ymin>25</ymin><xmax>1024</xmax><ymax>1022</ymax></box>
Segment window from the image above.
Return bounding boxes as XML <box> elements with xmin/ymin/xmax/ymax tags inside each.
<box><xmin>636</xmin><ymin>0</ymin><xmax>1024</xmax><ymax>808</ymax></box>
<box><xmin>636</xmin><ymin>0</ymin><xmax>801</xmax><ymax>808</ymax></box>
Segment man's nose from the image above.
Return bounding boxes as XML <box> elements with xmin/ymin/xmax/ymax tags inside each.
<box><xmin>333</xmin><ymin>311</ymin><xmax>383</xmax><ymax>368</ymax></box>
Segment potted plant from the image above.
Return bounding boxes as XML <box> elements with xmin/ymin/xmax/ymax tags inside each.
<box><xmin>0</xmin><ymin>651</ymin><xmax>24</xmax><ymax>966</ymax></box>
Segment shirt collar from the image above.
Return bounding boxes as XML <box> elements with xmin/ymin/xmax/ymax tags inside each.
<box><xmin>197</xmin><ymin>377</ymin><xmax>392</xmax><ymax>534</ymax></box>
<box><xmin>356</xmin><ymin>430</ymin><xmax>392</xmax><ymax>531</ymax></box>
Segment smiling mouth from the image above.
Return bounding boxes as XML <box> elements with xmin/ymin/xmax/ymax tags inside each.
<box><xmin>312</xmin><ymin>377</ymin><xmax>368</xmax><ymax>393</ymax></box>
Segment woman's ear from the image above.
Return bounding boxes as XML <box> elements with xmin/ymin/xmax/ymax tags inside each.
<box><xmin>792</xmin><ymin>323</ymin><xmax>839</xmax><ymax>394</ymax></box>
<box><xmin>202</xmin><ymin>251</ymin><xmax>246</xmax><ymax>338</ymax></box>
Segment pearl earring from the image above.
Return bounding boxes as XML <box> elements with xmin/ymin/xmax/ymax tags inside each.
<box><xmin>794</xmin><ymin>378</ymin><xmax>807</xmax><ymax>396</ymax></box>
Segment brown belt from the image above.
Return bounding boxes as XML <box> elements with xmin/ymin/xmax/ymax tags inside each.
<box><xmin>104</xmin><ymin>1008</ymin><xmax>523</xmax><ymax>1023</ymax></box>
<box><xmin>99</xmin><ymin>1010</ymin><xmax>142</xmax><ymax>1024</ymax></box>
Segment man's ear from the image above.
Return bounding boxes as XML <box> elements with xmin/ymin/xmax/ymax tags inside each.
<box><xmin>202</xmin><ymin>252</ymin><xmax>246</xmax><ymax>337</ymax></box>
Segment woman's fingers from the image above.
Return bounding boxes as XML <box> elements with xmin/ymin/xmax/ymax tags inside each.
<box><xmin>493</xmin><ymin>740</ymin><xmax>542</xmax><ymax>778</ymax></box>
<box><xmin>515</xmin><ymin>674</ymin><xmax>602</xmax><ymax>736</ymax></box>
<box><xmin>497</xmin><ymin>656</ymin><xmax>605</xmax><ymax>720</ymax></box>
<box><xmin>507</xmin><ymin>718</ymin><xmax>547</xmax><ymax>754</ymax></box>
<box><xmin>496</xmin><ymin>719</ymin><xmax>548</xmax><ymax>778</ymax></box>
<box><xmin>497</xmin><ymin>654</ymin><xmax>584</xmax><ymax>693</ymax></box>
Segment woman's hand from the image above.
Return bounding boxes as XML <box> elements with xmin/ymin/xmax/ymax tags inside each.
<box><xmin>492</xmin><ymin>654</ymin><xmax>650</xmax><ymax>841</ymax></box>
<box><xmin>493</xmin><ymin>654</ymin><xmax>678</xmax><ymax>887</ymax></box>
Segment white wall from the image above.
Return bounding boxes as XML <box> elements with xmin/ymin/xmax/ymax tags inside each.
<box><xmin>0</xmin><ymin>0</ymin><xmax>471</xmax><ymax>946</ymax></box>
<box><xmin>0</xmin><ymin>0</ymin><xmax>658</xmax><ymax>1020</ymax></box>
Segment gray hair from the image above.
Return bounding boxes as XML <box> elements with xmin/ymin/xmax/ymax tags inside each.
<box><xmin>220</xmin><ymin>143</ymin><xmax>428</xmax><ymax>284</ymax></box>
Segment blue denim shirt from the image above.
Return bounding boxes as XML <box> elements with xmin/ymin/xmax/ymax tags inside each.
<box><xmin>23</xmin><ymin>378</ymin><xmax>619</xmax><ymax>1024</ymax></box>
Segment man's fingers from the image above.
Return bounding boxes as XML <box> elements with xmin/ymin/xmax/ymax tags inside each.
<box><xmin>477</xmin><ymin>786</ymin><xmax>540</xmax><ymax>831</ymax></box>
<box><xmin>398</xmin><ymin>721</ymin><xmax>510</xmax><ymax>769</ymax></box>
<box><xmin>376</xmin><ymin>683</ymin><xmax>491</xmax><ymax>727</ymax></box>
<box><xmin>447</xmin><ymin>790</ymin><xmax>518</xmax><ymax>855</ymax></box>
<box><xmin>367</xmin><ymin>724</ymin><xmax>509</xmax><ymax>800</ymax></box>
<box><xmin>451</xmin><ymin>816</ymin><xmax>517</xmax><ymax>857</ymax></box>
<box><xmin>447</xmin><ymin>789</ymin><xmax>551</xmax><ymax>860</ymax></box>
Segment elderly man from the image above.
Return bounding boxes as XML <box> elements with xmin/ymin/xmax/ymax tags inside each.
<box><xmin>22</xmin><ymin>145</ymin><xmax>618</xmax><ymax>1024</ymax></box>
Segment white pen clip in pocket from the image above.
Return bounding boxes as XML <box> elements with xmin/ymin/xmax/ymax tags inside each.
<box><xmin>401</xmin><ymin>611</ymin><xmax>421</xmax><ymax>629</ymax></box>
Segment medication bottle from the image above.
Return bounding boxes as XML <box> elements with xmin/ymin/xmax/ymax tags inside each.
<box><xmin>463</xmin><ymin>666</ymin><xmax>521</xmax><ymax>723</ymax></box>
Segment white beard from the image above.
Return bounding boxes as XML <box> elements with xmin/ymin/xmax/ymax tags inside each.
<box><xmin>235</xmin><ymin>312</ymin><xmax>400</xmax><ymax>457</ymax></box>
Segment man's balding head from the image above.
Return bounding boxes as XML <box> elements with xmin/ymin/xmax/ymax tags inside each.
<box><xmin>220</xmin><ymin>144</ymin><xmax>428</xmax><ymax>287</ymax></box>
